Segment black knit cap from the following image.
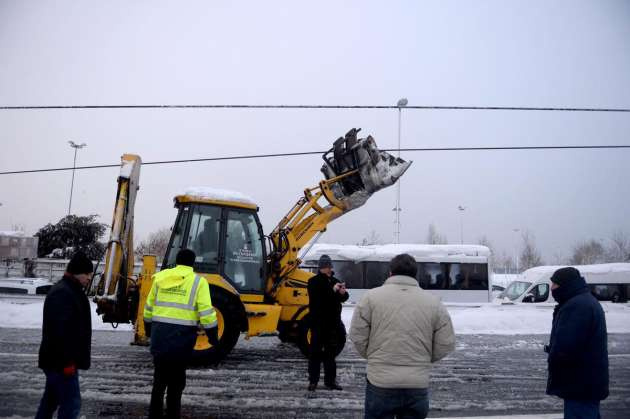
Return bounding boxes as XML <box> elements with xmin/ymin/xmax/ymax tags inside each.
<box><xmin>176</xmin><ymin>248</ymin><xmax>196</xmax><ymax>267</ymax></box>
<box><xmin>550</xmin><ymin>267</ymin><xmax>582</xmax><ymax>287</ymax></box>
<box><xmin>318</xmin><ymin>254</ymin><xmax>332</xmax><ymax>269</ymax></box>
<box><xmin>66</xmin><ymin>252</ymin><xmax>94</xmax><ymax>275</ymax></box>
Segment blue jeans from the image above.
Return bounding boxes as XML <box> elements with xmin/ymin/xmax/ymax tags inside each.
<box><xmin>35</xmin><ymin>370</ymin><xmax>81</xmax><ymax>419</ymax></box>
<box><xmin>365</xmin><ymin>380</ymin><xmax>429</xmax><ymax>419</ymax></box>
<box><xmin>564</xmin><ymin>399</ymin><xmax>601</xmax><ymax>419</ymax></box>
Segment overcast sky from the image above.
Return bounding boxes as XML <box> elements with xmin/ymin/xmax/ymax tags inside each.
<box><xmin>1</xmin><ymin>0</ymin><xmax>629</xmax><ymax>262</ymax></box>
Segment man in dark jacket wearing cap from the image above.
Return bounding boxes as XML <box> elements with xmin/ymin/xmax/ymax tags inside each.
<box><xmin>36</xmin><ymin>252</ymin><xmax>93</xmax><ymax>419</ymax></box>
<box><xmin>306</xmin><ymin>254</ymin><xmax>348</xmax><ymax>391</ymax></box>
<box><xmin>546</xmin><ymin>267</ymin><xmax>608</xmax><ymax>419</ymax></box>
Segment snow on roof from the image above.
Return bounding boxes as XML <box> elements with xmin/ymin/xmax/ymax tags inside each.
<box><xmin>303</xmin><ymin>243</ymin><xmax>491</xmax><ymax>262</ymax></box>
<box><xmin>0</xmin><ymin>231</ymin><xmax>26</xmax><ymax>237</ymax></box>
<box><xmin>523</xmin><ymin>263</ymin><xmax>630</xmax><ymax>277</ymax></box>
<box><xmin>181</xmin><ymin>187</ymin><xmax>257</xmax><ymax>206</ymax></box>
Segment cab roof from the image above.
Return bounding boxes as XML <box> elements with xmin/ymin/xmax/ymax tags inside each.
<box><xmin>175</xmin><ymin>186</ymin><xmax>258</xmax><ymax>211</ymax></box>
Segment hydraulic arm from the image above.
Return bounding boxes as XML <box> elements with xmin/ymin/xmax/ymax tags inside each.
<box><xmin>267</xmin><ymin>128</ymin><xmax>411</xmax><ymax>287</ymax></box>
<box><xmin>94</xmin><ymin>154</ymin><xmax>142</xmax><ymax>324</ymax></box>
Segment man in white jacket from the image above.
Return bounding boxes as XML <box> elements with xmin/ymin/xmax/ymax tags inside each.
<box><xmin>349</xmin><ymin>253</ymin><xmax>455</xmax><ymax>419</ymax></box>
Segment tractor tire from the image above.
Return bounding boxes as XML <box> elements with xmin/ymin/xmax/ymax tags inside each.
<box><xmin>296</xmin><ymin>316</ymin><xmax>346</xmax><ymax>359</ymax></box>
<box><xmin>190</xmin><ymin>288</ymin><xmax>244</xmax><ymax>365</ymax></box>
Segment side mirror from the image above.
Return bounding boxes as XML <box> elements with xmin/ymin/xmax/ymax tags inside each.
<box><xmin>523</xmin><ymin>294</ymin><xmax>535</xmax><ymax>303</ymax></box>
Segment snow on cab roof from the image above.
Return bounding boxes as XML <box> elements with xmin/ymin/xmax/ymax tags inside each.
<box><xmin>303</xmin><ymin>243</ymin><xmax>491</xmax><ymax>262</ymax></box>
<box><xmin>180</xmin><ymin>187</ymin><xmax>257</xmax><ymax>206</ymax></box>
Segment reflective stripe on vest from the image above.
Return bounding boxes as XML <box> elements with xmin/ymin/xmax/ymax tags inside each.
<box><xmin>151</xmin><ymin>275</ymin><xmax>204</xmax><ymax>325</ymax></box>
<box><xmin>154</xmin><ymin>275</ymin><xmax>201</xmax><ymax>311</ymax></box>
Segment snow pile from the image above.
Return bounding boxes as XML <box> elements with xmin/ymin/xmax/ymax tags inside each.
<box><xmin>341</xmin><ymin>302</ymin><xmax>630</xmax><ymax>335</ymax></box>
<box><xmin>0</xmin><ymin>300</ymin><xmax>132</xmax><ymax>331</ymax></box>
<box><xmin>181</xmin><ymin>187</ymin><xmax>256</xmax><ymax>206</ymax></box>
<box><xmin>303</xmin><ymin>243</ymin><xmax>491</xmax><ymax>263</ymax></box>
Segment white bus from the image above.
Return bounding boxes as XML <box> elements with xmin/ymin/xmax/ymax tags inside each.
<box><xmin>501</xmin><ymin>263</ymin><xmax>630</xmax><ymax>304</ymax></box>
<box><xmin>301</xmin><ymin>243</ymin><xmax>492</xmax><ymax>303</ymax></box>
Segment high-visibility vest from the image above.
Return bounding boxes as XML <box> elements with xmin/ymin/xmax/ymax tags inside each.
<box><xmin>143</xmin><ymin>265</ymin><xmax>217</xmax><ymax>330</ymax></box>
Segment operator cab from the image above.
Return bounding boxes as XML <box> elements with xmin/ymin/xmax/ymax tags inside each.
<box><xmin>162</xmin><ymin>188</ymin><xmax>267</xmax><ymax>294</ymax></box>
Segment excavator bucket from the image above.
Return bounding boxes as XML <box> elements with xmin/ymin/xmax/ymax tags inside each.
<box><xmin>321</xmin><ymin>128</ymin><xmax>412</xmax><ymax>210</ymax></box>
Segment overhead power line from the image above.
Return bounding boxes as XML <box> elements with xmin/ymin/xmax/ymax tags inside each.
<box><xmin>1</xmin><ymin>144</ymin><xmax>629</xmax><ymax>176</ymax></box>
<box><xmin>0</xmin><ymin>104</ymin><xmax>629</xmax><ymax>112</ymax></box>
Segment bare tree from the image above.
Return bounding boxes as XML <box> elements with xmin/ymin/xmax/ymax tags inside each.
<box><xmin>359</xmin><ymin>230</ymin><xmax>382</xmax><ymax>246</ymax></box>
<box><xmin>494</xmin><ymin>250</ymin><xmax>514</xmax><ymax>274</ymax></box>
<box><xmin>426</xmin><ymin>223</ymin><xmax>448</xmax><ymax>244</ymax></box>
<box><xmin>550</xmin><ymin>251</ymin><xmax>566</xmax><ymax>265</ymax></box>
<box><xmin>135</xmin><ymin>227</ymin><xmax>171</xmax><ymax>262</ymax></box>
<box><xmin>606</xmin><ymin>230</ymin><xmax>630</xmax><ymax>262</ymax></box>
<box><xmin>520</xmin><ymin>230</ymin><xmax>543</xmax><ymax>271</ymax></box>
<box><xmin>570</xmin><ymin>239</ymin><xmax>606</xmax><ymax>265</ymax></box>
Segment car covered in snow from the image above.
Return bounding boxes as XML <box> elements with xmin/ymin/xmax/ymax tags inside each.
<box><xmin>0</xmin><ymin>278</ymin><xmax>54</xmax><ymax>295</ymax></box>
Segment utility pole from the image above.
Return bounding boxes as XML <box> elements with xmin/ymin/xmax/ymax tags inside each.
<box><xmin>68</xmin><ymin>141</ymin><xmax>87</xmax><ymax>215</ymax></box>
<box><xmin>458</xmin><ymin>205</ymin><xmax>466</xmax><ymax>244</ymax></box>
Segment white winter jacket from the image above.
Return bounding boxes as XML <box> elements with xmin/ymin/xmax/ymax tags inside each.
<box><xmin>349</xmin><ymin>275</ymin><xmax>455</xmax><ymax>388</ymax></box>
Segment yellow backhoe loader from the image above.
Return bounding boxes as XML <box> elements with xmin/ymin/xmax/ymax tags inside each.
<box><xmin>93</xmin><ymin>128</ymin><xmax>411</xmax><ymax>363</ymax></box>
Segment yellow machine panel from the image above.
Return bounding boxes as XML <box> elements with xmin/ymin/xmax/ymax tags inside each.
<box><xmin>244</xmin><ymin>303</ymin><xmax>282</xmax><ymax>338</ymax></box>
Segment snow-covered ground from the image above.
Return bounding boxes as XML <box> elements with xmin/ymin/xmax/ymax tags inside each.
<box><xmin>2</xmin><ymin>297</ymin><xmax>628</xmax><ymax>335</ymax></box>
<box><xmin>0</xmin><ymin>300</ymin><xmax>133</xmax><ymax>331</ymax></box>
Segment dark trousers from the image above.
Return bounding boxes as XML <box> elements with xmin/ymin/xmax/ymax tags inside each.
<box><xmin>35</xmin><ymin>370</ymin><xmax>81</xmax><ymax>419</ymax></box>
<box><xmin>149</xmin><ymin>359</ymin><xmax>187</xmax><ymax>419</ymax></box>
<box><xmin>564</xmin><ymin>399</ymin><xmax>601</xmax><ymax>419</ymax></box>
<box><xmin>364</xmin><ymin>380</ymin><xmax>429</xmax><ymax>419</ymax></box>
<box><xmin>308</xmin><ymin>329</ymin><xmax>338</xmax><ymax>385</ymax></box>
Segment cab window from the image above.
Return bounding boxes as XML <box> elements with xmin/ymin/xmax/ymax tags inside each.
<box><xmin>224</xmin><ymin>210</ymin><xmax>265</xmax><ymax>292</ymax></box>
<box><xmin>186</xmin><ymin>206</ymin><xmax>222</xmax><ymax>273</ymax></box>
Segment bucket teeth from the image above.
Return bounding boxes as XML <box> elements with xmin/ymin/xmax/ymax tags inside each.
<box><xmin>321</xmin><ymin>128</ymin><xmax>412</xmax><ymax>210</ymax></box>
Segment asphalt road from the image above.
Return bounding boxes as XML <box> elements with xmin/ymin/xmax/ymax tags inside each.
<box><xmin>0</xmin><ymin>328</ymin><xmax>628</xmax><ymax>418</ymax></box>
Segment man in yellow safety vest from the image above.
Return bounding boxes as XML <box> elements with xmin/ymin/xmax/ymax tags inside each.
<box><xmin>143</xmin><ymin>248</ymin><xmax>219</xmax><ymax>419</ymax></box>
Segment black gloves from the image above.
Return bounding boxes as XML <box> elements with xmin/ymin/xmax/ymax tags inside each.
<box><xmin>206</xmin><ymin>327</ymin><xmax>219</xmax><ymax>346</ymax></box>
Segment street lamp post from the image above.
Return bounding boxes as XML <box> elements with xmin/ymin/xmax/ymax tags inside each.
<box><xmin>393</xmin><ymin>97</ymin><xmax>408</xmax><ymax>243</ymax></box>
<box><xmin>512</xmin><ymin>228</ymin><xmax>520</xmax><ymax>274</ymax></box>
<box><xmin>68</xmin><ymin>141</ymin><xmax>87</xmax><ymax>215</ymax></box>
<box><xmin>458</xmin><ymin>205</ymin><xmax>466</xmax><ymax>244</ymax></box>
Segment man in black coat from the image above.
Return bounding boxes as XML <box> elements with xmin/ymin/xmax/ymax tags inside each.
<box><xmin>546</xmin><ymin>267</ymin><xmax>609</xmax><ymax>419</ymax></box>
<box><xmin>36</xmin><ymin>252</ymin><xmax>93</xmax><ymax>419</ymax></box>
<box><xmin>307</xmin><ymin>254</ymin><xmax>349</xmax><ymax>391</ymax></box>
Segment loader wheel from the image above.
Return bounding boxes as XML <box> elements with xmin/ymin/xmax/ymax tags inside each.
<box><xmin>190</xmin><ymin>289</ymin><xmax>243</xmax><ymax>365</ymax></box>
<box><xmin>297</xmin><ymin>316</ymin><xmax>346</xmax><ymax>359</ymax></box>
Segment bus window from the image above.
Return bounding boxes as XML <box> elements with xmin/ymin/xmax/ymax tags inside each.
<box><xmin>460</xmin><ymin>263</ymin><xmax>489</xmax><ymax>290</ymax></box>
<box><xmin>364</xmin><ymin>261</ymin><xmax>389</xmax><ymax>288</ymax></box>
<box><xmin>332</xmin><ymin>261</ymin><xmax>363</xmax><ymax>289</ymax></box>
<box><xmin>418</xmin><ymin>262</ymin><xmax>444</xmax><ymax>289</ymax></box>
